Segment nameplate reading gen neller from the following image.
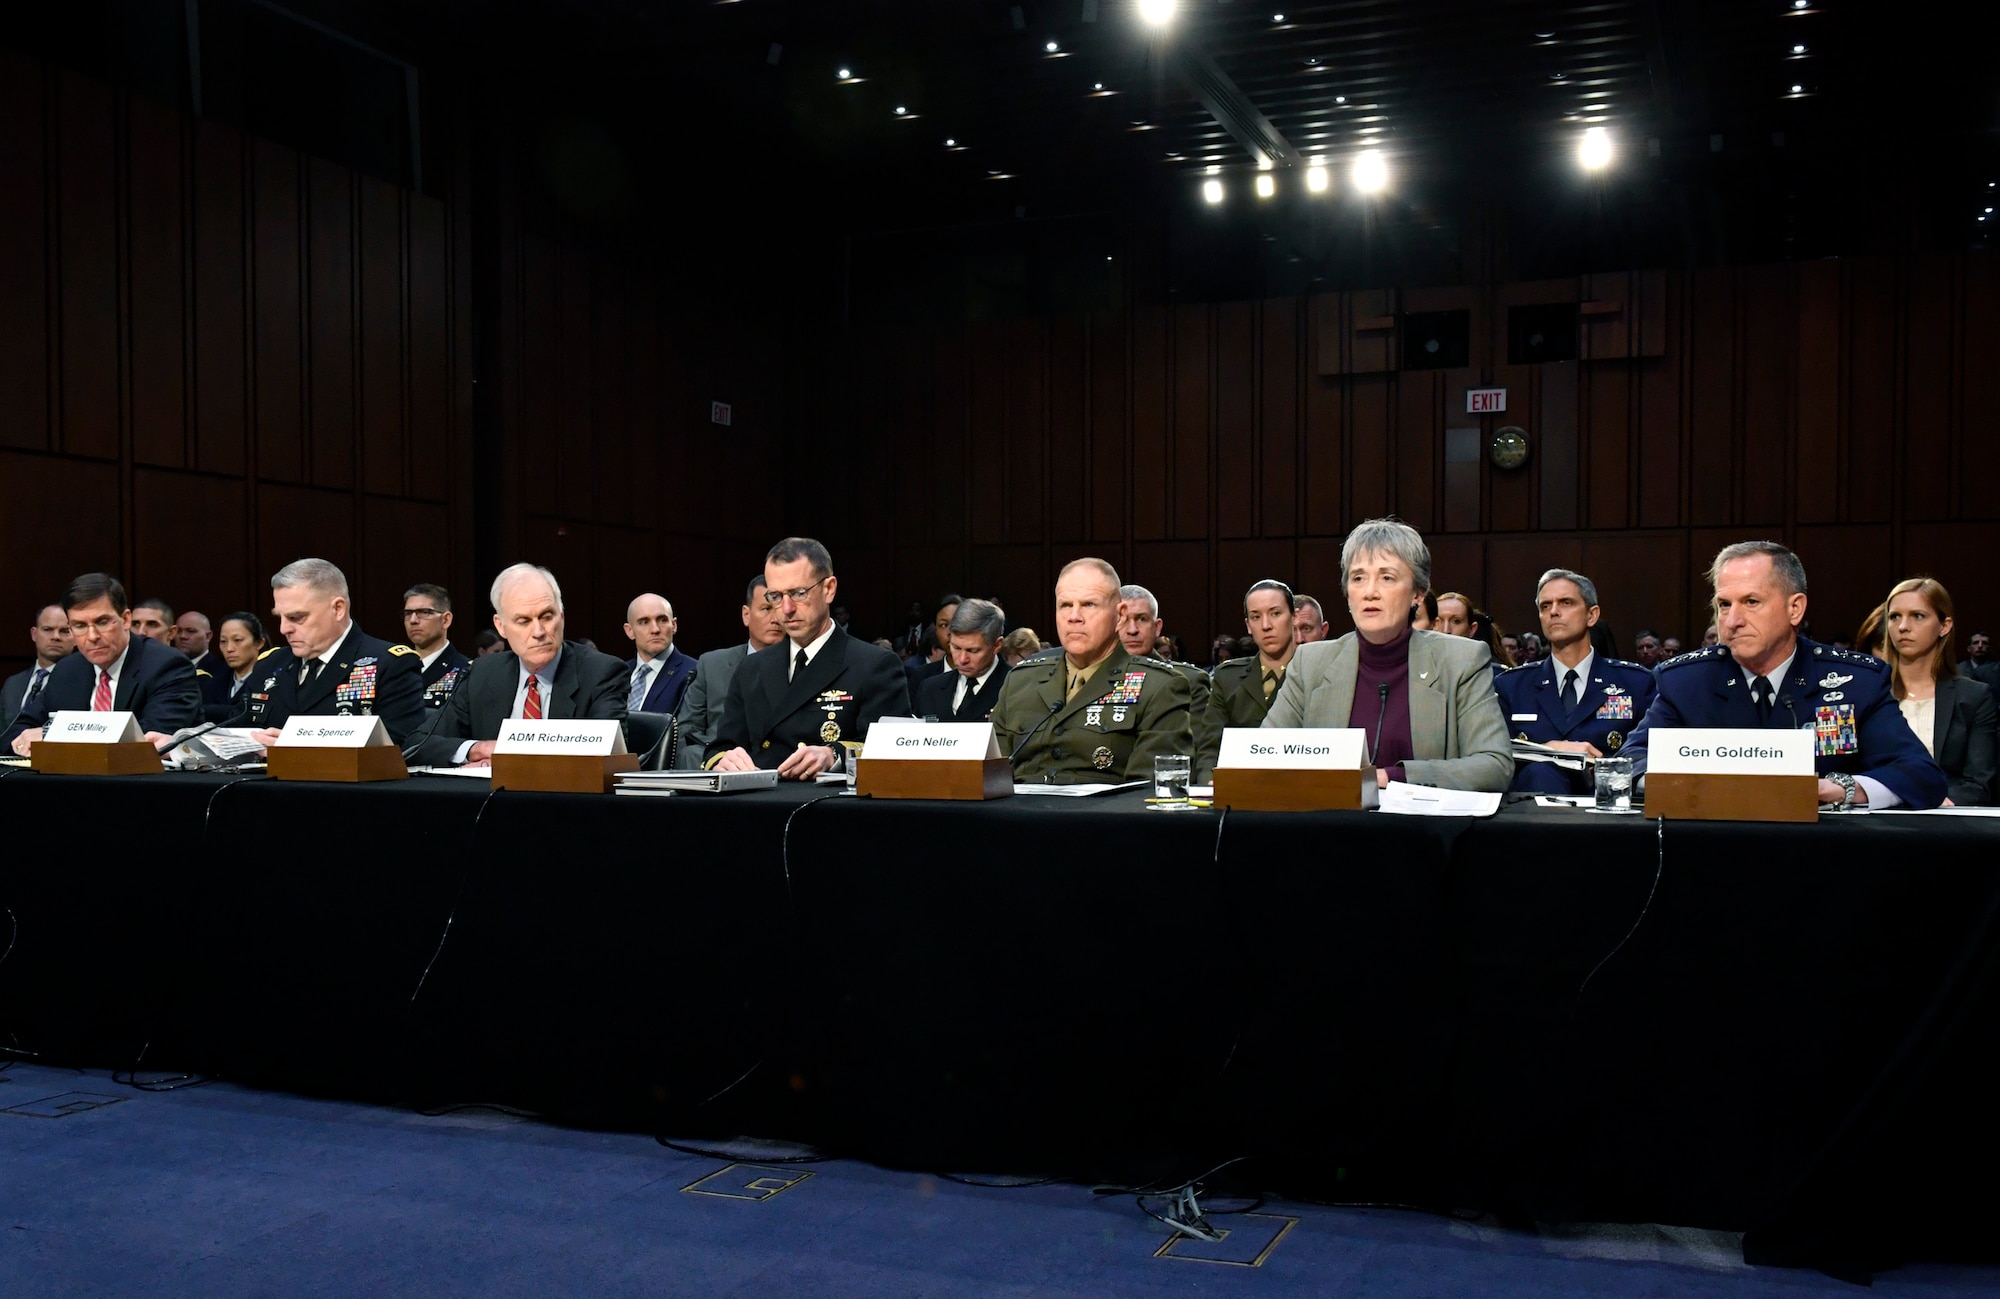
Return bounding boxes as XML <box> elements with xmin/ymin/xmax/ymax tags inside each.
<box><xmin>860</xmin><ymin>718</ymin><xmax>1001</xmax><ymax>760</ymax></box>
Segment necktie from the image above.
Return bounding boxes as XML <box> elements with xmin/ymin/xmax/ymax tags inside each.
<box><xmin>1066</xmin><ymin>666</ymin><xmax>1088</xmax><ymax>702</ymax></box>
<box><xmin>92</xmin><ymin>667</ymin><xmax>112</xmax><ymax>711</ymax></box>
<box><xmin>954</xmin><ymin>674</ymin><xmax>971</xmax><ymax>713</ymax></box>
<box><xmin>301</xmin><ymin>658</ymin><xmax>323</xmax><ymax>686</ymax></box>
<box><xmin>523</xmin><ymin>674</ymin><xmax>543</xmax><ymax>721</ymax></box>
<box><xmin>629</xmin><ymin>663</ymin><xmax>653</xmax><ymax>710</ymax></box>
<box><xmin>1262</xmin><ymin>667</ymin><xmax>1283</xmax><ymax>700</ymax></box>
<box><xmin>794</xmin><ymin>648</ymin><xmax>808</xmax><ymax>681</ymax></box>
<box><xmin>1562</xmin><ymin>668</ymin><xmax>1580</xmax><ymax>709</ymax></box>
<box><xmin>25</xmin><ymin>667</ymin><xmax>48</xmax><ymax>703</ymax></box>
<box><xmin>1755</xmin><ymin>675</ymin><xmax>1780</xmax><ymax>724</ymax></box>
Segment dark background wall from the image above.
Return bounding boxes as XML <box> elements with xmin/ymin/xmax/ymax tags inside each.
<box><xmin>3</xmin><ymin>25</ymin><xmax>1997</xmax><ymax>679</ymax></box>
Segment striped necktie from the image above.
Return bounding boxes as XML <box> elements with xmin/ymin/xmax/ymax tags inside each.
<box><xmin>92</xmin><ymin>667</ymin><xmax>112</xmax><ymax>711</ymax></box>
<box><xmin>629</xmin><ymin>663</ymin><xmax>653</xmax><ymax>710</ymax></box>
<box><xmin>523</xmin><ymin>674</ymin><xmax>543</xmax><ymax>721</ymax></box>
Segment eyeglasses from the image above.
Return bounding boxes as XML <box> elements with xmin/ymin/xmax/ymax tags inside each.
<box><xmin>68</xmin><ymin>615</ymin><xmax>123</xmax><ymax>636</ymax></box>
<box><xmin>403</xmin><ymin>608</ymin><xmax>444</xmax><ymax>620</ymax></box>
<box><xmin>762</xmin><ymin>578</ymin><xmax>830</xmax><ymax>607</ymax></box>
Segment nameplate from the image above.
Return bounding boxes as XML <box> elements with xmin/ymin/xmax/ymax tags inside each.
<box><xmin>495</xmin><ymin>720</ymin><xmax>628</xmax><ymax>756</ymax></box>
<box><xmin>861</xmin><ymin>718</ymin><xmax>1001</xmax><ymax>760</ymax></box>
<box><xmin>1645</xmin><ymin>727</ymin><xmax>1813</xmax><ymax>775</ymax></box>
<box><xmin>44</xmin><ymin>711</ymin><xmax>143</xmax><ymax>743</ymax></box>
<box><xmin>1217</xmin><ymin>727</ymin><xmax>1366</xmax><ymax>769</ymax></box>
<box><xmin>277</xmin><ymin>715</ymin><xmax>391</xmax><ymax>748</ymax></box>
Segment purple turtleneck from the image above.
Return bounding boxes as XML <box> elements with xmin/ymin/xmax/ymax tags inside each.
<box><xmin>1354</xmin><ymin>626</ymin><xmax>1415</xmax><ymax>783</ymax></box>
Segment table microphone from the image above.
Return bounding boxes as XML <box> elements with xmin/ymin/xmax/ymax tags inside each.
<box><xmin>154</xmin><ymin>702</ymin><xmax>256</xmax><ymax>755</ymax></box>
<box><xmin>1368</xmin><ymin>682</ymin><xmax>1390</xmax><ymax>765</ymax></box>
<box><xmin>1007</xmin><ymin>699</ymin><xmax>1062</xmax><ymax>765</ymax></box>
<box><xmin>399</xmin><ymin>697</ymin><xmax>454</xmax><ymax>762</ymax></box>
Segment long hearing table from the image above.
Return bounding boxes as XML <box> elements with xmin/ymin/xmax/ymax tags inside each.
<box><xmin>2</xmin><ymin>767</ymin><xmax>1995</xmax><ymax>1267</ymax></box>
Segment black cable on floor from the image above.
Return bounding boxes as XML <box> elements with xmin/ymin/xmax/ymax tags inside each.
<box><xmin>1575</xmin><ymin>814</ymin><xmax>1665</xmax><ymax>1010</ymax></box>
<box><xmin>653</xmin><ymin>1135</ymin><xmax>828</xmax><ymax>1164</ymax></box>
<box><xmin>407</xmin><ymin>784</ymin><xmax>506</xmax><ymax>1010</ymax></box>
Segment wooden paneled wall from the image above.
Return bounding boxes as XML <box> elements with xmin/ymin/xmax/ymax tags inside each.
<box><xmin>790</xmin><ymin>255</ymin><xmax>2000</xmax><ymax>657</ymax></box>
<box><xmin>0</xmin><ymin>53</ymin><xmax>473</xmax><ymax>665</ymax></box>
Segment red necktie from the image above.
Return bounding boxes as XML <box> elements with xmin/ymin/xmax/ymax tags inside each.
<box><xmin>92</xmin><ymin>667</ymin><xmax>112</xmax><ymax>711</ymax></box>
<box><xmin>523</xmin><ymin>674</ymin><xmax>542</xmax><ymax>720</ymax></box>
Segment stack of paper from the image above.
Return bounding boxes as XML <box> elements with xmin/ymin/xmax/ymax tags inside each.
<box><xmin>1510</xmin><ymin>739</ymin><xmax>1588</xmax><ymax>770</ymax></box>
<box><xmin>1377</xmin><ymin>782</ymin><xmax>1502</xmax><ymax>817</ymax></box>
<box><xmin>614</xmin><ymin>769</ymin><xmax>781</xmax><ymax>796</ymax></box>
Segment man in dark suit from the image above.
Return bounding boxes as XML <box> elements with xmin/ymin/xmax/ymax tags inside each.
<box><xmin>708</xmin><ymin>537</ymin><xmax>911</xmax><ymax>778</ymax></box>
<box><xmin>3</xmin><ymin>603</ymin><xmax>74</xmax><ymax>735</ymax></box>
<box><xmin>6</xmin><ymin>574</ymin><xmax>201</xmax><ymax>753</ymax></box>
<box><xmin>401</xmin><ymin>583</ymin><xmax>471</xmax><ymax>709</ymax></box>
<box><xmin>245</xmin><ymin>558</ymin><xmax>427</xmax><ymax>745</ymax></box>
<box><xmin>915</xmin><ymin>599</ymin><xmax>1011</xmax><ymax>722</ymax></box>
<box><xmin>1625</xmin><ymin>541</ymin><xmax>1945</xmax><ymax>809</ymax></box>
<box><xmin>411</xmin><ymin>563</ymin><xmax>629</xmax><ymax>767</ymax></box>
<box><xmin>674</xmin><ymin>576</ymin><xmax>787</xmax><ymax>759</ymax></box>
<box><xmin>622</xmin><ymin>593</ymin><xmax>697</xmax><ymax>715</ymax></box>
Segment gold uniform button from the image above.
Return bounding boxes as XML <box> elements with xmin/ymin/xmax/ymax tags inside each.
<box><xmin>760</xmin><ymin>741</ymin><xmax>771</xmax><ymax>750</ymax></box>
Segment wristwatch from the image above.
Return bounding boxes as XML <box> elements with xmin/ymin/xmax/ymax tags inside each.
<box><xmin>1823</xmin><ymin>770</ymin><xmax>1858</xmax><ymax>809</ymax></box>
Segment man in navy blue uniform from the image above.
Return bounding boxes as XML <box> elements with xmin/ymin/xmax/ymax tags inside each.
<box><xmin>5</xmin><ymin>573</ymin><xmax>201</xmax><ymax>753</ymax></box>
<box><xmin>1625</xmin><ymin>541</ymin><xmax>1945</xmax><ymax>809</ymax></box>
<box><xmin>402</xmin><ymin>583</ymin><xmax>471</xmax><ymax>710</ymax></box>
<box><xmin>1495</xmin><ymin>568</ymin><xmax>1656</xmax><ymax>795</ymax></box>
<box><xmin>246</xmin><ymin>558</ymin><xmax>428</xmax><ymax>745</ymax></box>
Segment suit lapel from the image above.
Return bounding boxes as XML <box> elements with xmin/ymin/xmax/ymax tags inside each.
<box><xmin>775</xmin><ymin>630</ymin><xmax>848</xmax><ymax>721</ymax></box>
<box><xmin>113</xmin><ymin>639</ymin><xmax>145</xmax><ymax>711</ymax></box>
<box><xmin>1715</xmin><ymin>658</ymin><xmax>1758</xmax><ymax>726</ymax></box>
<box><xmin>1407</xmin><ymin>634</ymin><xmax>1447</xmax><ymax>755</ymax></box>
<box><xmin>1317</xmin><ymin>642</ymin><xmax>1360</xmax><ymax>727</ymax></box>
<box><xmin>1933</xmin><ymin>680</ymin><xmax>1955</xmax><ymax>757</ymax></box>
<box><xmin>295</xmin><ymin>648</ymin><xmax>343</xmax><ymax>712</ymax></box>
<box><xmin>550</xmin><ymin>646</ymin><xmax>583</xmax><ymax>719</ymax></box>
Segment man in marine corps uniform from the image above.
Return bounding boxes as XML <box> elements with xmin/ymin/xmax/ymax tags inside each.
<box><xmin>993</xmin><ymin>559</ymin><xmax>1193</xmax><ymax>783</ymax></box>
<box><xmin>1194</xmin><ymin>579</ymin><xmax>1299</xmax><ymax>780</ymax></box>
<box><xmin>402</xmin><ymin>582</ymin><xmax>470</xmax><ymax>709</ymax></box>
<box><xmin>246</xmin><ymin>558</ymin><xmax>427</xmax><ymax>745</ymax></box>
<box><xmin>1495</xmin><ymin>568</ymin><xmax>1656</xmax><ymax>795</ymax></box>
<box><xmin>1118</xmin><ymin>584</ymin><xmax>1209</xmax><ymax>718</ymax></box>
<box><xmin>1625</xmin><ymin>541</ymin><xmax>1945</xmax><ymax>809</ymax></box>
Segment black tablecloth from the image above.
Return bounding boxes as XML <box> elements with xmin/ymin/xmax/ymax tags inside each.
<box><xmin>2</xmin><ymin>765</ymin><xmax>1996</xmax><ymax>1264</ymax></box>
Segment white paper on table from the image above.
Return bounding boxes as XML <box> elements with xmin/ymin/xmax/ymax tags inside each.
<box><xmin>1377</xmin><ymin>782</ymin><xmax>1502</xmax><ymax>817</ymax></box>
<box><xmin>164</xmin><ymin>726</ymin><xmax>268</xmax><ymax>768</ymax></box>
<box><xmin>1534</xmin><ymin>794</ymin><xmax>1596</xmax><ymax>808</ymax></box>
<box><xmin>1864</xmin><ymin>805</ymin><xmax>2000</xmax><ymax>818</ymax></box>
<box><xmin>411</xmin><ymin>763</ymin><xmax>492</xmax><ymax>778</ymax></box>
<box><xmin>1011</xmin><ymin>781</ymin><xmax>1149</xmax><ymax>797</ymax></box>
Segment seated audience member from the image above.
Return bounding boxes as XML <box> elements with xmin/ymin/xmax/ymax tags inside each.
<box><xmin>1410</xmin><ymin>589</ymin><xmax>1439</xmax><ymax>631</ymax></box>
<box><xmin>475</xmin><ymin>629</ymin><xmax>504</xmax><ymax>657</ymax></box>
<box><xmin>1209</xmin><ymin>635</ymin><xmax>1237</xmax><ymax>670</ymax></box>
<box><xmin>1854</xmin><ymin>604</ymin><xmax>1887</xmax><ymax>660</ymax></box>
<box><xmin>1624</xmin><ymin>541</ymin><xmax>1945</xmax><ymax>810</ymax></box>
<box><xmin>708</xmin><ymin>537</ymin><xmax>911</xmax><ymax>778</ymax></box>
<box><xmin>904</xmin><ymin>596</ymin><xmax>962</xmax><ymax>697</ymax></box>
<box><xmin>916</xmin><ymin>599</ymin><xmax>1010</xmax><ymax>722</ymax></box>
<box><xmin>1516</xmin><ymin>631</ymin><xmax>1545</xmax><ymax>663</ymax></box>
<box><xmin>1118</xmin><ymin>585</ymin><xmax>1210</xmax><ymax>704</ymax></box>
<box><xmin>1001</xmin><ymin>628</ymin><xmax>1042</xmax><ymax>667</ymax></box>
<box><xmin>201</xmin><ymin>612</ymin><xmax>270</xmax><ymax>722</ymax></box>
<box><xmin>872</xmin><ymin>637</ymin><xmax>895</xmax><ymax>652</ymax></box>
<box><xmin>246</xmin><ymin>559</ymin><xmax>427</xmax><ymax>745</ymax></box>
<box><xmin>1661</xmin><ymin>636</ymin><xmax>1683</xmax><ymax>659</ymax></box>
<box><xmin>1293</xmin><ymin>594</ymin><xmax>1329</xmax><ymax>644</ymax></box>
<box><xmin>1501</xmin><ymin>633</ymin><xmax>1520</xmax><ymax>662</ymax></box>
<box><xmin>1265</xmin><ymin>520</ymin><xmax>1512</xmax><ymax>792</ymax></box>
<box><xmin>176</xmin><ymin>610</ymin><xmax>226</xmax><ymax>679</ymax></box>
<box><xmin>402</xmin><ymin>583</ymin><xmax>470</xmax><ymax>709</ymax></box>
<box><xmin>1631</xmin><ymin>630</ymin><xmax>1663</xmax><ymax>667</ymax></box>
<box><xmin>993</xmin><ymin>558</ymin><xmax>1193</xmax><ymax>783</ymax></box>
<box><xmin>623</xmin><ymin>593</ymin><xmax>696</xmax><ymax>715</ymax></box>
<box><xmin>1155</xmin><ymin>634</ymin><xmax>1180</xmax><ymax>661</ymax></box>
<box><xmin>6</xmin><ymin>573</ymin><xmax>201</xmax><ymax>753</ymax></box>
<box><xmin>1195</xmin><ymin>579</ymin><xmax>1300</xmax><ymax>780</ymax></box>
<box><xmin>3</xmin><ymin>603</ymin><xmax>75</xmax><ymax>734</ymax></box>
<box><xmin>1883</xmin><ymin>578</ymin><xmax>1996</xmax><ymax>806</ymax></box>
<box><xmin>1434</xmin><ymin>592</ymin><xmax>1474</xmax><ymax>637</ymax></box>
<box><xmin>412</xmin><ymin>562</ymin><xmax>629</xmax><ymax>767</ymax></box>
<box><xmin>676</xmin><ymin>575</ymin><xmax>785</xmax><ymax>759</ymax></box>
<box><xmin>1466</xmin><ymin>606</ymin><xmax>1517</xmax><ymax>673</ymax></box>
<box><xmin>130</xmin><ymin>598</ymin><xmax>177</xmax><ymax>644</ymax></box>
<box><xmin>1496</xmin><ymin>569</ymin><xmax>1656</xmax><ymax>795</ymax></box>
<box><xmin>1701</xmin><ymin>623</ymin><xmax>1719</xmax><ymax>648</ymax></box>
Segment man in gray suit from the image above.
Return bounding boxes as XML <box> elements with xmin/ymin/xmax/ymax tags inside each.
<box><xmin>2</xmin><ymin>603</ymin><xmax>75</xmax><ymax>734</ymax></box>
<box><xmin>673</xmin><ymin>575</ymin><xmax>787</xmax><ymax>761</ymax></box>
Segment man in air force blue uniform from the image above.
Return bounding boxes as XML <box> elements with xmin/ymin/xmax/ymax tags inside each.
<box><xmin>1624</xmin><ymin>541</ymin><xmax>1944</xmax><ymax>809</ymax></box>
<box><xmin>1496</xmin><ymin>567</ymin><xmax>1656</xmax><ymax>795</ymax></box>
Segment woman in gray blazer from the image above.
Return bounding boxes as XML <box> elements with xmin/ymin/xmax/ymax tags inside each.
<box><xmin>1884</xmin><ymin>577</ymin><xmax>1997</xmax><ymax>805</ymax></box>
<box><xmin>1264</xmin><ymin>518</ymin><xmax>1513</xmax><ymax>792</ymax></box>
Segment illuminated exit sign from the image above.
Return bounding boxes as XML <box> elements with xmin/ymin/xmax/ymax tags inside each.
<box><xmin>1466</xmin><ymin>388</ymin><xmax>1507</xmax><ymax>414</ymax></box>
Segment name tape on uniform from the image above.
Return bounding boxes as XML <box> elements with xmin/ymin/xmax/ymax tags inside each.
<box><xmin>1645</xmin><ymin>727</ymin><xmax>1814</xmax><ymax>775</ymax></box>
<box><xmin>861</xmin><ymin>717</ymin><xmax>1001</xmax><ymax>760</ymax></box>
<box><xmin>494</xmin><ymin>720</ymin><xmax>628</xmax><ymax>756</ymax></box>
<box><xmin>43</xmin><ymin>711</ymin><xmax>143</xmax><ymax>743</ymax></box>
<box><xmin>276</xmin><ymin>715</ymin><xmax>392</xmax><ymax>748</ymax></box>
<box><xmin>1216</xmin><ymin>727</ymin><xmax>1366</xmax><ymax>770</ymax></box>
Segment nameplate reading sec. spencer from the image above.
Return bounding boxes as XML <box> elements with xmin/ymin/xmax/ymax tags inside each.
<box><xmin>494</xmin><ymin>720</ymin><xmax>628</xmax><ymax>756</ymax></box>
<box><xmin>43</xmin><ymin>711</ymin><xmax>143</xmax><ymax>743</ymax></box>
<box><xmin>276</xmin><ymin>715</ymin><xmax>392</xmax><ymax>749</ymax></box>
<box><xmin>1216</xmin><ymin>727</ymin><xmax>1366</xmax><ymax>770</ymax></box>
<box><xmin>1644</xmin><ymin>727</ymin><xmax>1814</xmax><ymax>776</ymax></box>
<box><xmin>860</xmin><ymin>719</ymin><xmax>1001</xmax><ymax>761</ymax></box>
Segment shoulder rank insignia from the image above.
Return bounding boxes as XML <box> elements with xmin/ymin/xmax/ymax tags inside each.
<box><xmin>257</xmin><ymin>646</ymin><xmax>281</xmax><ymax>661</ymax></box>
<box><xmin>388</xmin><ymin>645</ymin><xmax>417</xmax><ymax>656</ymax></box>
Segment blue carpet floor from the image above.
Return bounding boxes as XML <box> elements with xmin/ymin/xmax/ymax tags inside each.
<box><xmin>2</xmin><ymin>1062</ymin><xmax>1995</xmax><ymax>1297</ymax></box>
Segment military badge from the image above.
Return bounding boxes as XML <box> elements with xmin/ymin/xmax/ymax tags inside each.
<box><xmin>1813</xmin><ymin>704</ymin><xmax>1859</xmax><ymax>756</ymax></box>
<box><xmin>353</xmin><ymin>656</ymin><xmax>377</xmax><ymax>668</ymax></box>
<box><xmin>1819</xmin><ymin>672</ymin><xmax>1854</xmax><ymax>689</ymax></box>
<box><xmin>1086</xmin><ymin>705</ymin><xmax>1103</xmax><ymax>726</ymax></box>
<box><xmin>261</xmin><ymin>676</ymin><xmax>277</xmax><ymax>691</ymax></box>
<box><xmin>1595</xmin><ymin>693</ymin><xmax>1634</xmax><ymax>721</ymax></box>
<box><xmin>1106</xmin><ymin>672</ymin><xmax>1146</xmax><ymax>705</ymax></box>
<box><xmin>1112</xmin><ymin>707</ymin><xmax>1127</xmax><ymax>723</ymax></box>
<box><xmin>821</xmin><ymin>719</ymin><xmax>841</xmax><ymax>743</ymax></box>
<box><xmin>1091</xmin><ymin>746</ymin><xmax>1114</xmax><ymax>770</ymax></box>
<box><xmin>1605</xmin><ymin>730</ymin><xmax>1623</xmax><ymax>750</ymax></box>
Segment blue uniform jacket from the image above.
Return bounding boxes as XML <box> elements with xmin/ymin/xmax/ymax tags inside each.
<box><xmin>1494</xmin><ymin>654</ymin><xmax>1656</xmax><ymax>794</ymax></box>
<box><xmin>1624</xmin><ymin>637</ymin><xmax>1946</xmax><ymax>808</ymax></box>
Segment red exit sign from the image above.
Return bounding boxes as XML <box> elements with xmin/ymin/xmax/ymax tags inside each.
<box><xmin>1466</xmin><ymin>388</ymin><xmax>1507</xmax><ymax>414</ymax></box>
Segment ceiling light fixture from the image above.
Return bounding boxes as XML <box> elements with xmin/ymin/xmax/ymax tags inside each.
<box><xmin>837</xmin><ymin>67</ymin><xmax>852</xmax><ymax>79</ymax></box>
<box><xmin>945</xmin><ymin>137</ymin><xmax>957</xmax><ymax>146</ymax></box>
<box><xmin>1792</xmin><ymin>43</ymin><xmax>1807</xmax><ymax>53</ymax></box>
<box><xmin>1335</xmin><ymin>95</ymin><xmax>1347</xmax><ymax>104</ymax></box>
<box><xmin>895</xmin><ymin>105</ymin><xmax>907</xmax><ymax>115</ymax></box>
<box><xmin>1046</xmin><ymin>39</ymin><xmax>1059</xmax><ymax>52</ymax></box>
<box><xmin>1139</xmin><ymin>0</ymin><xmax>1178</xmax><ymax>27</ymax></box>
<box><xmin>1203</xmin><ymin>179</ymin><xmax>1224</xmax><ymax>203</ymax></box>
<box><xmin>1273</xmin><ymin>12</ymin><xmax>1286</xmax><ymax>21</ymax></box>
<box><xmin>1790</xmin><ymin>83</ymin><xmax>1803</xmax><ymax>93</ymax></box>
<box><xmin>1255</xmin><ymin>174</ymin><xmax>1275</xmax><ymax>198</ymax></box>
<box><xmin>1306</xmin><ymin>164</ymin><xmax>1329</xmax><ymax>192</ymax></box>
<box><xmin>1352</xmin><ymin>149</ymin><xmax>1387</xmax><ymax>193</ymax></box>
<box><xmin>1578</xmin><ymin>125</ymin><xmax>1613</xmax><ymax>171</ymax></box>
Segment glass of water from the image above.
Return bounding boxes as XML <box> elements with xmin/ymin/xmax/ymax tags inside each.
<box><xmin>1152</xmin><ymin>753</ymin><xmax>1192</xmax><ymax>808</ymax></box>
<box><xmin>1593</xmin><ymin>755</ymin><xmax>1634</xmax><ymax>812</ymax></box>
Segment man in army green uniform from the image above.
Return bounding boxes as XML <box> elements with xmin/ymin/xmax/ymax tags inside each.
<box><xmin>993</xmin><ymin>559</ymin><xmax>1194</xmax><ymax>783</ymax></box>
<box><xmin>1194</xmin><ymin>579</ymin><xmax>1298</xmax><ymax>779</ymax></box>
<box><xmin>1118</xmin><ymin>583</ymin><xmax>1210</xmax><ymax>709</ymax></box>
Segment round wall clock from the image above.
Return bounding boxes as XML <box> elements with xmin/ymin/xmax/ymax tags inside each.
<box><xmin>1489</xmin><ymin>425</ymin><xmax>1530</xmax><ymax>470</ymax></box>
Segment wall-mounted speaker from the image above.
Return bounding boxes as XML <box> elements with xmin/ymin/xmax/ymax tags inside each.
<box><xmin>1400</xmin><ymin>310</ymin><xmax>1469</xmax><ymax>371</ymax></box>
<box><xmin>1508</xmin><ymin>302</ymin><xmax>1579</xmax><ymax>364</ymax></box>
